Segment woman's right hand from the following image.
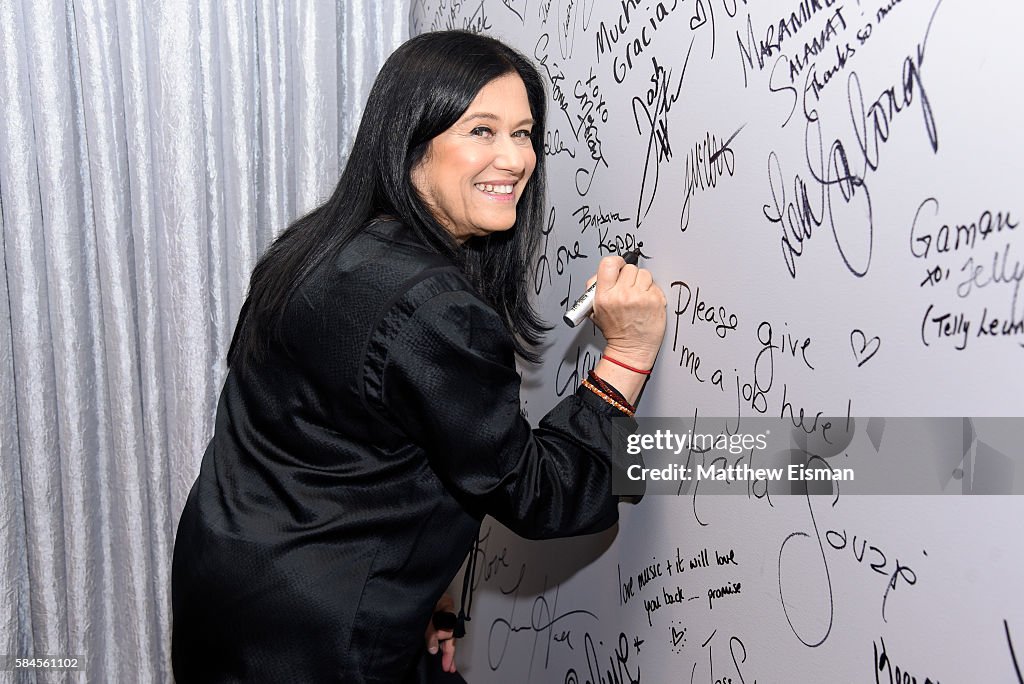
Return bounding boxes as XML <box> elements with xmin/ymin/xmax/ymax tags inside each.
<box><xmin>586</xmin><ymin>255</ymin><xmax>667</xmax><ymax>405</ymax></box>
<box><xmin>588</xmin><ymin>254</ymin><xmax>667</xmax><ymax>368</ymax></box>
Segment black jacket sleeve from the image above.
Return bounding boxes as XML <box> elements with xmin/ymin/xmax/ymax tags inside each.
<box><xmin>367</xmin><ymin>280</ymin><xmax>636</xmax><ymax>540</ymax></box>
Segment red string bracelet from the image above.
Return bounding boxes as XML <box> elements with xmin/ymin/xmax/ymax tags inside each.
<box><xmin>602</xmin><ymin>354</ymin><xmax>652</xmax><ymax>375</ymax></box>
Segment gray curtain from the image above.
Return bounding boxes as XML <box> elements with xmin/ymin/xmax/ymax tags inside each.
<box><xmin>0</xmin><ymin>1</ymin><xmax>407</xmax><ymax>681</ymax></box>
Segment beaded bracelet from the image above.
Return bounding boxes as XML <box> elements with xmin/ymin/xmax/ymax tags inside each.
<box><xmin>587</xmin><ymin>370</ymin><xmax>636</xmax><ymax>414</ymax></box>
<box><xmin>582</xmin><ymin>378</ymin><xmax>635</xmax><ymax>417</ymax></box>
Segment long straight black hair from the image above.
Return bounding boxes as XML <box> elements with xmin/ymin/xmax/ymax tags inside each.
<box><xmin>228</xmin><ymin>30</ymin><xmax>549</xmax><ymax>369</ymax></box>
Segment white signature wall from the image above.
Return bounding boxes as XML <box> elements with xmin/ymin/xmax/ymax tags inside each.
<box><xmin>411</xmin><ymin>0</ymin><xmax>1024</xmax><ymax>681</ymax></box>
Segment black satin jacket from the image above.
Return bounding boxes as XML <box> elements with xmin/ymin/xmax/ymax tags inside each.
<box><xmin>171</xmin><ymin>220</ymin><xmax>636</xmax><ymax>682</ymax></box>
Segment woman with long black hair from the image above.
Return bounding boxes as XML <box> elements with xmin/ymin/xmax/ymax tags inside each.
<box><xmin>171</xmin><ymin>30</ymin><xmax>666</xmax><ymax>683</ymax></box>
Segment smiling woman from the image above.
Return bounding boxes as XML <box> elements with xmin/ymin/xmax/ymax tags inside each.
<box><xmin>170</xmin><ymin>29</ymin><xmax>666</xmax><ymax>684</ymax></box>
<box><xmin>412</xmin><ymin>74</ymin><xmax>537</xmax><ymax>242</ymax></box>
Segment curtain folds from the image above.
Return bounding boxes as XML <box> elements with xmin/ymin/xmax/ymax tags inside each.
<box><xmin>0</xmin><ymin>2</ymin><xmax>407</xmax><ymax>680</ymax></box>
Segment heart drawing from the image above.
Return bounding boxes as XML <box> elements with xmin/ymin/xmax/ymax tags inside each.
<box><xmin>690</xmin><ymin>0</ymin><xmax>708</xmax><ymax>29</ymax></box>
<box><xmin>850</xmin><ymin>329</ymin><xmax>881</xmax><ymax>367</ymax></box>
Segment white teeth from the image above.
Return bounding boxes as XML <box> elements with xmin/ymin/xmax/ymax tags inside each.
<box><xmin>475</xmin><ymin>183</ymin><xmax>513</xmax><ymax>194</ymax></box>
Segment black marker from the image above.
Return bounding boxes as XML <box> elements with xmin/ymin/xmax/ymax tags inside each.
<box><xmin>563</xmin><ymin>249</ymin><xmax>641</xmax><ymax>327</ymax></box>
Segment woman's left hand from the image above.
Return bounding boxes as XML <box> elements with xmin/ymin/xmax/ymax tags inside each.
<box><xmin>425</xmin><ymin>594</ymin><xmax>458</xmax><ymax>673</ymax></box>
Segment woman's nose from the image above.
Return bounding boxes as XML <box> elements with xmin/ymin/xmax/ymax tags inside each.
<box><xmin>493</xmin><ymin>135</ymin><xmax>528</xmax><ymax>175</ymax></box>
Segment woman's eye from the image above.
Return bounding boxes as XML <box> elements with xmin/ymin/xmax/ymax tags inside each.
<box><xmin>470</xmin><ymin>126</ymin><xmax>493</xmax><ymax>137</ymax></box>
<box><xmin>512</xmin><ymin>129</ymin><xmax>533</xmax><ymax>139</ymax></box>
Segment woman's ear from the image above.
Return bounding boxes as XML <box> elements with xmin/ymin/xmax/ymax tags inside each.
<box><xmin>409</xmin><ymin>143</ymin><xmax>430</xmax><ymax>195</ymax></box>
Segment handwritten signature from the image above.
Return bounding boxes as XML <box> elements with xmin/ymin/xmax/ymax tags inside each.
<box><xmin>633</xmin><ymin>43</ymin><xmax>693</xmax><ymax>230</ymax></box>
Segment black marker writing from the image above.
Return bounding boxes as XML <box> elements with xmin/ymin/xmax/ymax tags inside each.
<box><xmin>633</xmin><ymin>45</ymin><xmax>692</xmax><ymax>230</ymax></box>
